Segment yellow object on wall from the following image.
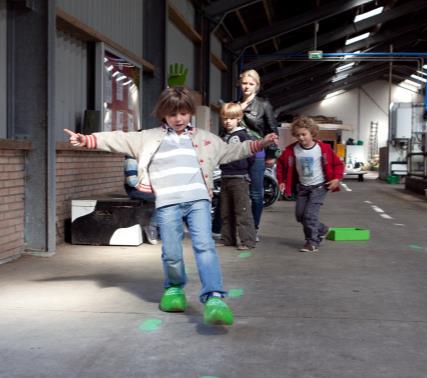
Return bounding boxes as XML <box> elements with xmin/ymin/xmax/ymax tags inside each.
<box><xmin>336</xmin><ymin>144</ymin><xmax>346</xmax><ymax>159</ymax></box>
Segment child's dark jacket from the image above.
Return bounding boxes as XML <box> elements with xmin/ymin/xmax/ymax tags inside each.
<box><xmin>276</xmin><ymin>140</ymin><xmax>344</xmax><ymax>197</ymax></box>
<box><xmin>220</xmin><ymin>127</ymin><xmax>254</xmax><ymax>176</ymax></box>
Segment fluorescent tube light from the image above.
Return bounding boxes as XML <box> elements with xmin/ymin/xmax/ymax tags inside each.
<box><xmin>336</xmin><ymin>62</ymin><xmax>355</xmax><ymax>73</ymax></box>
<box><xmin>116</xmin><ymin>75</ymin><xmax>127</xmax><ymax>82</ymax></box>
<box><xmin>325</xmin><ymin>90</ymin><xmax>345</xmax><ymax>99</ymax></box>
<box><xmin>354</xmin><ymin>6</ymin><xmax>384</xmax><ymax>22</ymax></box>
<box><xmin>399</xmin><ymin>82</ymin><xmax>419</xmax><ymax>93</ymax></box>
<box><xmin>122</xmin><ymin>80</ymin><xmax>133</xmax><ymax>86</ymax></box>
<box><xmin>404</xmin><ymin>79</ymin><xmax>421</xmax><ymax>88</ymax></box>
<box><xmin>410</xmin><ymin>74</ymin><xmax>427</xmax><ymax>83</ymax></box>
<box><xmin>106</xmin><ymin>65</ymin><xmax>114</xmax><ymax>72</ymax></box>
<box><xmin>416</xmin><ymin>70</ymin><xmax>427</xmax><ymax>77</ymax></box>
<box><xmin>345</xmin><ymin>32</ymin><xmax>370</xmax><ymax>46</ymax></box>
<box><xmin>331</xmin><ymin>74</ymin><xmax>348</xmax><ymax>82</ymax></box>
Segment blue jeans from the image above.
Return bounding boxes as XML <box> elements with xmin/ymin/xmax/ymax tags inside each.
<box><xmin>295</xmin><ymin>184</ymin><xmax>328</xmax><ymax>247</ymax></box>
<box><xmin>248</xmin><ymin>156</ymin><xmax>265</xmax><ymax>229</ymax></box>
<box><xmin>156</xmin><ymin>199</ymin><xmax>225</xmax><ymax>303</ymax></box>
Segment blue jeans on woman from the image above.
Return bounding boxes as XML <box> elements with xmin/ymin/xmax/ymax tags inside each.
<box><xmin>248</xmin><ymin>154</ymin><xmax>265</xmax><ymax>229</ymax></box>
<box><xmin>156</xmin><ymin>199</ymin><xmax>226</xmax><ymax>303</ymax></box>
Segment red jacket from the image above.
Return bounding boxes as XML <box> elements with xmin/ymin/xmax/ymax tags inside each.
<box><xmin>276</xmin><ymin>141</ymin><xmax>344</xmax><ymax>197</ymax></box>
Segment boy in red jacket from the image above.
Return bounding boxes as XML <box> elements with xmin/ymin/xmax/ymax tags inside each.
<box><xmin>276</xmin><ymin>116</ymin><xmax>344</xmax><ymax>252</ymax></box>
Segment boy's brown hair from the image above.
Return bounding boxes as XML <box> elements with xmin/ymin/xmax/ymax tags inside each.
<box><xmin>290</xmin><ymin>116</ymin><xmax>319</xmax><ymax>138</ymax></box>
<box><xmin>220</xmin><ymin>103</ymin><xmax>243</xmax><ymax>120</ymax></box>
<box><xmin>153</xmin><ymin>87</ymin><xmax>196</xmax><ymax>121</ymax></box>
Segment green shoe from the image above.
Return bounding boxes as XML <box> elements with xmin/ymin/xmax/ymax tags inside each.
<box><xmin>159</xmin><ymin>287</ymin><xmax>187</xmax><ymax>312</ymax></box>
<box><xmin>203</xmin><ymin>297</ymin><xmax>234</xmax><ymax>326</ymax></box>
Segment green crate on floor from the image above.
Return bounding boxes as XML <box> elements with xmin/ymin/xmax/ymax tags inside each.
<box><xmin>387</xmin><ymin>175</ymin><xmax>399</xmax><ymax>184</ymax></box>
<box><xmin>327</xmin><ymin>227</ymin><xmax>370</xmax><ymax>241</ymax></box>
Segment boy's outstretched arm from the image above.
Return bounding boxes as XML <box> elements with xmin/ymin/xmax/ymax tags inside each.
<box><xmin>64</xmin><ymin>129</ymin><xmax>88</xmax><ymax>147</ymax></box>
<box><xmin>261</xmin><ymin>133</ymin><xmax>278</xmax><ymax>148</ymax></box>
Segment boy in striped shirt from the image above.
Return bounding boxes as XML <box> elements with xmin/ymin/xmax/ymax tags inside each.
<box><xmin>64</xmin><ymin>87</ymin><xmax>277</xmax><ymax>326</ymax></box>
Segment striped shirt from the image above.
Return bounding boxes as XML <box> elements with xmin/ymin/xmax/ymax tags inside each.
<box><xmin>149</xmin><ymin>125</ymin><xmax>210</xmax><ymax>208</ymax></box>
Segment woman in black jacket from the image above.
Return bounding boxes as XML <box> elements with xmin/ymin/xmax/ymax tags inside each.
<box><xmin>239</xmin><ymin>69</ymin><xmax>279</xmax><ymax>240</ymax></box>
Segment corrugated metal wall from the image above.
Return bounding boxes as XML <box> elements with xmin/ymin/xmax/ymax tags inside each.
<box><xmin>167</xmin><ymin>22</ymin><xmax>195</xmax><ymax>89</ymax></box>
<box><xmin>169</xmin><ymin>0</ymin><xmax>195</xmax><ymax>25</ymax></box>
<box><xmin>209</xmin><ymin>35</ymin><xmax>223</xmax><ymax>135</ymax></box>
<box><xmin>0</xmin><ymin>1</ymin><xmax>6</xmax><ymax>138</ymax></box>
<box><xmin>210</xmin><ymin>35</ymin><xmax>222</xmax><ymax>103</ymax></box>
<box><xmin>55</xmin><ymin>30</ymin><xmax>87</xmax><ymax>140</ymax></box>
<box><xmin>56</xmin><ymin>0</ymin><xmax>143</xmax><ymax>57</ymax></box>
<box><xmin>167</xmin><ymin>0</ymin><xmax>196</xmax><ymax>89</ymax></box>
<box><xmin>55</xmin><ymin>0</ymin><xmax>145</xmax><ymax>140</ymax></box>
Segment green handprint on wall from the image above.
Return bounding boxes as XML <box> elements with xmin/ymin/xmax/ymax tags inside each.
<box><xmin>167</xmin><ymin>63</ymin><xmax>188</xmax><ymax>87</ymax></box>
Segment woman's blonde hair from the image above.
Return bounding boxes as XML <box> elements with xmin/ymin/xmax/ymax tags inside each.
<box><xmin>153</xmin><ymin>87</ymin><xmax>196</xmax><ymax>121</ymax></box>
<box><xmin>220</xmin><ymin>102</ymin><xmax>243</xmax><ymax>120</ymax></box>
<box><xmin>239</xmin><ymin>69</ymin><xmax>260</xmax><ymax>92</ymax></box>
<box><xmin>290</xmin><ymin>116</ymin><xmax>319</xmax><ymax>138</ymax></box>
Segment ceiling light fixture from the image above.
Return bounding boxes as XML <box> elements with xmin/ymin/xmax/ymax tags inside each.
<box><xmin>354</xmin><ymin>6</ymin><xmax>384</xmax><ymax>23</ymax></box>
<box><xmin>345</xmin><ymin>32</ymin><xmax>370</xmax><ymax>46</ymax></box>
<box><xmin>403</xmin><ymin>79</ymin><xmax>421</xmax><ymax>88</ymax></box>
<box><xmin>399</xmin><ymin>82</ymin><xmax>419</xmax><ymax>93</ymax></box>
<box><xmin>410</xmin><ymin>74</ymin><xmax>427</xmax><ymax>83</ymax></box>
<box><xmin>336</xmin><ymin>62</ymin><xmax>355</xmax><ymax>73</ymax></box>
<box><xmin>325</xmin><ymin>90</ymin><xmax>345</xmax><ymax>99</ymax></box>
<box><xmin>331</xmin><ymin>74</ymin><xmax>349</xmax><ymax>83</ymax></box>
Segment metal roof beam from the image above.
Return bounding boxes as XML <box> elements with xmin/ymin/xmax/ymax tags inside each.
<box><xmin>204</xmin><ymin>0</ymin><xmax>261</xmax><ymax>20</ymax></box>
<box><xmin>264</xmin><ymin>61</ymin><xmax>385</xmax><ymax>97</ymax></box>
<box><xmin>273</xmin><ymin>67</ymin><xmax>389</xmax><ymax>113</ymax></box>
<box><xmin>229</xmin><ymin>0</ymin><xmax>372</xmax><ymax>51</ymax></box>
<box><xmin>243</xmin><ymin>0</ymin><xmax>427</xmax><ymax>71</ymax></box>
<box><xmin>273</xmin><ymin>68</ymin><xmax>411</xmax><ymax>114</ymax></box>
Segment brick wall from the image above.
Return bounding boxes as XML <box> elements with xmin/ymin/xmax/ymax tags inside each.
<box><xmin>0</xmin><ymin>149</ymin><xmax>26</xmax><ymax>262</ymax></box>
<box><xmin>56</xmin><ymin>147</ymin><xmax>125</xmax><ymax>243</ymax></box>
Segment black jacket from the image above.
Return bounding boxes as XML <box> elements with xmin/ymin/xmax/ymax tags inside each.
<box><xmin>240</xmin><ymin>96</ymin><xmax>279</xmax><ymax>159</ymax></box>
<box><xmin>220</xmin><ymin>127</ymin><xmax>254</xmax><ymax>177</ymax></box>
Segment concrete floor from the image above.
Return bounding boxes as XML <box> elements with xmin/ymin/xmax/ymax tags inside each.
<box><xmin>1</xmin><ymin>177</ymin><xmax>427</xmax><ymax>378</ymax></box>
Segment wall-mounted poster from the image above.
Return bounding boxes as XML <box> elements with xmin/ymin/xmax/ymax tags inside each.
<box><xmin>102</xmin><ymin>49</ymin><xmax>141</xmax><ymax>132</ymax></box>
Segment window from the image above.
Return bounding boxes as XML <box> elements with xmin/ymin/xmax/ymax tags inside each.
<box><xmin>97</xmin><ymin>45</ymin><xmax>142</xmax><ymax>132</ymax></box>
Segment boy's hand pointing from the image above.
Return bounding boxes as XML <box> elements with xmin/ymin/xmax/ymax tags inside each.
<box><xmin>64</xmin><ymin>129</ymin><xmax>87</xmax><ymax>147</ymax></box>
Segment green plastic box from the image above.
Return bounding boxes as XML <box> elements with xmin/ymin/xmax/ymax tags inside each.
<box><xmin>387</xmin><ymin>175</ymin><xmax>399</xmax><ymax>184</ymax></box>
<box><xmin>327</xmin><ymin>227</ymin><xmax>370</xmax><ymax>241</ymax></box>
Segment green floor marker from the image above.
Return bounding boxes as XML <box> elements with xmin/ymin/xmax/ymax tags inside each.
<box><xmin>228</xmin><ymin>288</ymin><xmax>244</xmax><ymax>298</ymax></box>
<box><xmin>409</xmin><ymin>244</ymin><xmax>423</xmax><ymax>250</ymax></box>
<box><xmin>138</xmin><ymin>318</ymin><xmax>162</xmax><ymax>332</ymax></box>
<box><xmin>238</xmin><ymin>251</ymin><xmax>252</xmax><ymax>258</ymax></box>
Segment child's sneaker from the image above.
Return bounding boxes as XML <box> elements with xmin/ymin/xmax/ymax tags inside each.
<box><xmin>319</xmin><ymin>227</ymin><xmax>330</xmax><ymax>241</ymax></box>
<box><xmin>237</xmin><ymin>245</ymin><xmax>251</xmax><ymax>250</ymax></box>
<box><xmin>203</xmin><ymin>297</ymin><xmax>234</xmax><ymax>326</ymax></box>
<box><xmin>159</xmin><ymin>286</ymin><xmax>187</xmax><ymax>312</ymax></box>
<box><xmin>300</xmin><ymin>243</ymin><xmax>319</xmax><ymax>252</ymax></box>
